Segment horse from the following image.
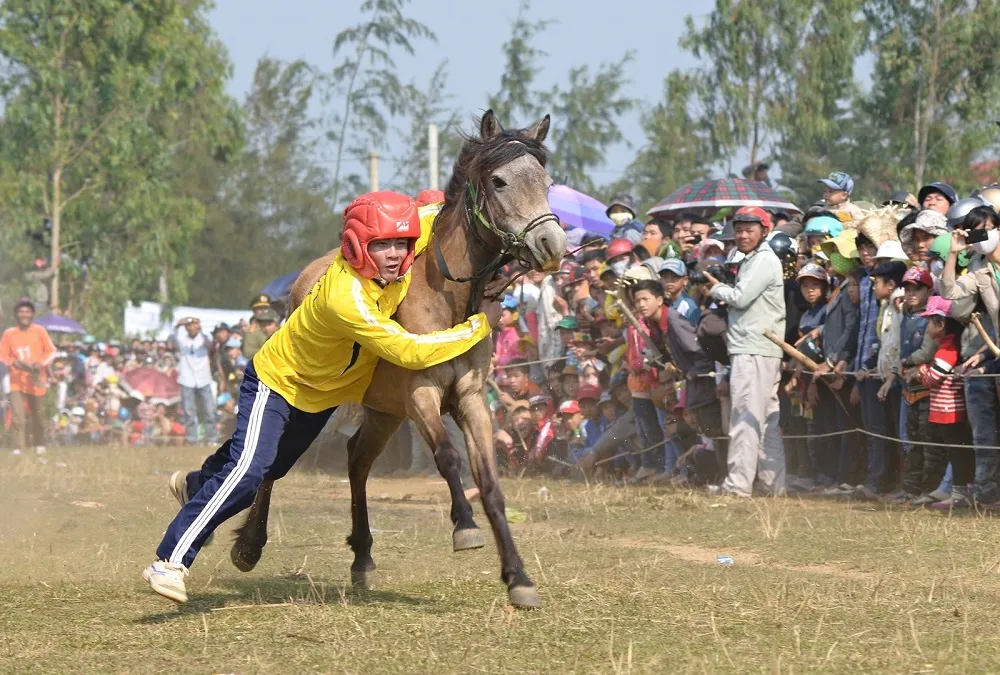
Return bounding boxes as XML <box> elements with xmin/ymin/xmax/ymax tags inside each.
<box><xmin>230</xmin><ymin>110</ymin><xmax>566</xmax><ymax>609</ymax></box>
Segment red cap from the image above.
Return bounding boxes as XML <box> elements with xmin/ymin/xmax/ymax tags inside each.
<box><xmin>558</xmin><ymin>400</ymin><xmax>581</xmax><ymax>415</ymax></box>
<box><xmin>732</xmin><ymin>206</ymin><xmax>772</xmax><ymax>230</ymax></box>
<box><xmin>901</xmin><ymin>266</ymin><xmax>933</xmax><ymax>288</ymax></box>
<box><xmin>415</xmin><ymin>189</ymin><xmax>445</xmax><ymax>208</ymax></box>
<box><xmin>577</xmin><ymin>384</ymin><xmax>601</xmax><ymax>401</ymax></box>
<box><xmin>606</xmin><ymin>238</ymin><xmax>634</xmax><ymax>259</ymax></box>
<box><xmin>341</xmin><ymin>192</ymin><xmax>421</xmax><ymax>280</ymax></box>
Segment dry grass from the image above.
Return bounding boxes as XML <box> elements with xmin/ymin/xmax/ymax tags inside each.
<box><xmin>3</xmin><ymin>447</ymin><xmax>1000</xmax><ymax>673</ymax></box>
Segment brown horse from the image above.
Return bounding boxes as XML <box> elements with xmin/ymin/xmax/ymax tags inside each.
<box><xmin>230</xmin><ymin>111</ymin><xmax>566</xmax><ymax>608</ymax></box>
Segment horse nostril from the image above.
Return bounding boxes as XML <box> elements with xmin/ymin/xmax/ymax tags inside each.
<box><xmin>537</xmin><ymin>234</ymin><xmax>557</xmax><ymax>259</ymax></box>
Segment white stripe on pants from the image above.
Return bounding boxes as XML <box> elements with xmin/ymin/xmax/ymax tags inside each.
<box><xmin>169</xmin><ymin>380</ymin><xmax>270</xmax><ymax>564</ymax></box>
<box><xmin>722</xmin><ymin>354</ymin><xmax>785</xmax><ymax>496</ymax></box>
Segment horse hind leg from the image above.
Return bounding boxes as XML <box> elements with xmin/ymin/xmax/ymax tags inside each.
<box><xmin>409</xmin><ymin>388</ymin><xmax>485</xmax><ymax>552</ymax></box>
<box><xmin>230</xmin><ymin>479</ymin><xmax>275</xmax><ymax>572</ymax></box>
<box><xmin>346</xmin><ymin>408</ymin><xmax>402</xmax><ymax>589</ymax></box>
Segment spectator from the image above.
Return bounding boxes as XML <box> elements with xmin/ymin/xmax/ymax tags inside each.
<box><xmin>658</xmin><ymin>258</ymin><xmax>701</xmax><ymax>326</ymax></box>
<box><xmin>241</xmin><ymin>295</ymin><xmax>274</xmax><ymax>360</ymax></box>
<box><xmin>174</xmin><ymin>317</ymin><xmax>218</xmax><ymax>445</ymax></box>
<box><xmin>704</xmin><ymin>207</ymin><xmax>786</xmax><ymax>497</ymax></box>
<box><xmin>917</xmin><ymin>182</ymin><xmax>958</xmax><ymax>215</ymax></box>
<box><xmin>606</xmin><ymin>193</ymin><xmax>644</xmax><ymax>239</ymax></box>
<box><xmin>817</xmin><ymin>171</ymin><xmax>865</xmax><ymax>225</ymax></box>
<box><xmin>0</xmin><ymin>297</ymin><xmax>56</xmax><ymax>455</ymax></box>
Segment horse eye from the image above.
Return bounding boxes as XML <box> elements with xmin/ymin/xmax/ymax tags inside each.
<box><xmin>491</xmin><ymin>176</ymin><xmax>507</xmax><ymax>189</ymax></box>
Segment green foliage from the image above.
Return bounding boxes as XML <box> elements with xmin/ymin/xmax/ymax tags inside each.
<box><xmin>545</xmin><ymin>55</ymin><xmax>637</xmax><ymax>194</ymax></box>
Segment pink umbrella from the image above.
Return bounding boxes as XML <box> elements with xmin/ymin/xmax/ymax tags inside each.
<box><xmin>120</xmin><ymin>367</ymin><xmax>181</xmax><ymax>406</ymax></box>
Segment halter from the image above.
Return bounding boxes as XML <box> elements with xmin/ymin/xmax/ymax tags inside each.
<box><xmin>433</xmin><ymin>178</ymin><xmax>559</xmax><ymax>316</ymax></box>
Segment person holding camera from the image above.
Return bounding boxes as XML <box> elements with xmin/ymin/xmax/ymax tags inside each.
<box><xmin>702</xmin><ymin>207</ymin><xmax>787</xmax><ymax>497</ymax></box>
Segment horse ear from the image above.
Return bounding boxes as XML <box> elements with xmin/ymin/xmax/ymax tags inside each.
<box><xmin>480</xmin><ymin>110</ymin><xmax>503</xmax><ymax>139</ymax></box>
<box><xmin>526</xmin><ymin>115</ymin><xmax>550</xmax><ymax>143</ymax></box>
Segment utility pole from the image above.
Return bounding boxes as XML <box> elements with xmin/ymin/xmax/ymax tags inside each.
<box><xmin>368</xmin><ymin>151</ymin><xmax>379</xmax><ymax>192</ymax></box>
<box><xmin>428</xmin><ymin>124</ymin><xmax>439</xmax><ymax>190</ymax></box>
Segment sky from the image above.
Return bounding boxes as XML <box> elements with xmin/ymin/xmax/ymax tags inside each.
<box><xmin>208</xmin><ymin>0</ymin><xmax>704</xmax><ymax>194</ymax></box>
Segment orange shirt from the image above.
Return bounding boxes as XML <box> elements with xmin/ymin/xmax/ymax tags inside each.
<box><xmin>0</xmin><ymin>323</ymin><xmax>56</xmax><ymax>396</ymax></box>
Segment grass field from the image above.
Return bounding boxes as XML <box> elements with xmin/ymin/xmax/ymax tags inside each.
<box><xmin>4</xmin><ymin>446</ymin><xmax>1000</xmax><ymax>674</ymax></box>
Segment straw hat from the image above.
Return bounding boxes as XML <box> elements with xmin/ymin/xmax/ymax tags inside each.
<box><xmin>856</xmin><ymin>207</ymin><xmax>902</xmax><ymax>247</ymax></box>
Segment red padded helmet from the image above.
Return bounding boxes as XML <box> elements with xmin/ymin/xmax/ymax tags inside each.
<box><xmin>341</xmin><ymin>191</ymin><xmax>421</xmax><ymax>280</ymax></box>
<box><xmin>415</xmin><ymin>189</ymin><xmax>445</xmax><ymax>208</ymax></box>
<box><xmin>606</xmin><ymin>238</ymin><xmax>634</xmax><ymax>260</ymax></box>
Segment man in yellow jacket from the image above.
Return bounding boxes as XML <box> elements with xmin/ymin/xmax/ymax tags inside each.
<box><xmin>144</xmin><ymin>192</ymin><xmax>500</xmax><ymax>603</ymax></box>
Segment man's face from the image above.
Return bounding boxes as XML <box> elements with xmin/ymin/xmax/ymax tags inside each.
<box><xmin>660</xmin><ymin>272</ymin><xmax>687</xmax><ymax>301</ymax></box>
<box><xmin>259</xmin><ymin>320</ymin><xmax>278</xmax><ymax>338</ymax></box>
<box><xmin>15</xmin><ymin>306</ymin><xmax>33</xmax><ymax>327</ymax></box>
<box><xmin>903</xmin><ymin>283</ymin><xmax>931</xmax><ymax>310</ymax></box>
<box><xmin>858</xmin><ymin>243</ymin><xmax>877</xmax><ymax>269</ymax></box>
<box><xmin>642</xmin><ymin>223</ymin><xmax>664</xmax><ymax>253</ymax></box>
<box><xmin>599</xmin><ymin>401</ymin><xmax>617</xmax><ymax>422</ymax></box>
<box><xmin>530</xmin><ymin>404</ymin><xmax>548</xmax><ymax>425</ymax></box>
<box><xmin>547</xmin><ymin>372</ymin><xmax>561</xmax><ymax>393</ymax></box>
<box><xmin>922</xmin><ymin>191</ymin><xmax>950</xmax><ymax>214</ymax></box>
<box><xmin>185</xmin><ymin>321</ymin><xmax>201</xmax><ymax>338</ymax></box>
<box><xmin>214</xmin><ymin>328</ymin><xmax>230</xmax><ymax>343</ymax></box>
<box><xmin>567</xmin><ymin>279</ymin><xmax>589</xmax><ymax>300</ymax></box>
<box><xmin>799</xmin><ymin>277</ymin><xmax>827</xmax><ymax>305</ymax></box>
<box><xmin>912</xmin><ymin>229</ymin><xmax>937</xmax><ymax>258</ymax></box>
<box><xmin>691</xmin><ymin>222</ymin><xmax>712</xmax><ymax>240</ymax></box>
<box><xmin>562</xmin><ymin>412</ymin><xmax>584</xmax><ymax>431</ymax></box>
<box><xmin>512</xmin><ymin>409</ymin><xmax>533</xmax><ymax>435</ymax></box>
<box><xmin>561</xmin><ymin>376</ymin><xmax>580</xmax><ymax>399</ymax></box>
<box><xmin>613</xmin><ymin>384</ymin><xmax>631</xmax><ymax>407</ymax></box>
<box><xmin>584</xmin><ymin>259</ymin><xmax>603</xmax><ymax>288</ymax></box>
<box><xmin>368</xmin><ymin>238</ymin><xmax>411</xmax><ymax>282</ymax></box>
<box><xmin>734</xmin><ymin>222</ymin><xmax>765</xmax><ymax>254</ymax></box>
<box><xmin>823</xmin><ymin>187</ymin><xmax>849</xmax><ymax>206</ymax></box>
<box><xmin>559</xmin><ymin>329</ymin><xmax>574</xmax><ymax>346</ymax></box>
<box><xmin>672</xmin><ymin>220</ymin><xmax>692</xmax><ymax>244</ymax></box>
<box><xmin>579</xmin><ymin>398</ymin><xmax>598</xmax><ymax>420</ymax></box>
<box><xmin>632</xmin><ymin>289</ymin><xmax>664</xmax><ymax>319</ymax></box>
<box><xmin>506</xmin><ymin>369</ymin><xmax>528</xmax><ymax>393</ymax></box>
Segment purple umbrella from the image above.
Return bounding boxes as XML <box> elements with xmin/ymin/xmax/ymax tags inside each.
<box><xmin>548</xmin><ymin>185</ymin><xmax>614</xmax><ymax>237</ymax></box>
<box><xmin>34</xmin><ymin>314</ymin><xmax>86</xmax><ymax>335</ymax></box>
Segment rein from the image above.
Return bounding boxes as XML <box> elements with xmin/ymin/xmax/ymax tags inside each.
<box><xmin>433</xmin><ymin>178</ymin><xmax>559</xmax><ymax>316</ymax></box>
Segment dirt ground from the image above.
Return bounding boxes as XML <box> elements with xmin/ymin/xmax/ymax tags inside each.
<box><xmin>3</xmin><ymin>445</ymin><xmax>1000</xmax><ymax>673</ymax></box>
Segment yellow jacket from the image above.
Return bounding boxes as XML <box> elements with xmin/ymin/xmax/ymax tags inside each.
<box><xmin>253</xmin><ymin>203</ymin><xmax>491</xmax><ymax>412</ymax></box>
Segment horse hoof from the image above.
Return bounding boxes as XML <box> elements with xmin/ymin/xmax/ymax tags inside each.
<box><xmin>507</xmin><ymin>585</ymin><xmax>541</xmax><ymax>609</ymax></box>
<box><xmin>351</xmin><ymin>568</ymin><xmax>377</xmax><ymax>589</ymax></box>
<box><xmin>453</xmin><ymin>527</ymin><xmax>486</xmax><ymax>552</ymax></box>
<box><xmin>230</xmin><ymin>544</ymin><xmax>261</xmax><ymax>573</ymax></box>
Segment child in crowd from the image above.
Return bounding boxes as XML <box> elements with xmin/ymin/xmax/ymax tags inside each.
<box><xmin>791</xmin><ymin>262</ymin><xmax>829</xmax><ymax>489</ymax></box>
<box><xmin>915</xmin><ymin>297</ymin><xmax>972</xmax><ymax>508</ymax></box>
<box><xmin>893</xmin><ymin>267</ymin><xmax>942</xmax><ymax>504</ymax></box>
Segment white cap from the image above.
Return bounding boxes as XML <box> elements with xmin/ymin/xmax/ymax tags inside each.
<box><xmin>875</xmin><ymin>239</ymin><xmax>908</xmax><ymax>261</ymax></box>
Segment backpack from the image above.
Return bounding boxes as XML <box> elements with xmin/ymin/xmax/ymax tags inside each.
<box><xmin>697</xmin><ymin>306</ymin><xmax>729</xmax><ymax>365</ymax></box>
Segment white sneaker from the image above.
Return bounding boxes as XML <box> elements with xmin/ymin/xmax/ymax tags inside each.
<box><xmin>34</xmin><ymin>446</ymin><xmax>46</xmax><ymax>455</ymax></box>
<box><xmin>11</xmin><ymin>449</ymin><xmax>21</xmax><ymax>456</ymax></box>
<box><xmin>168</xmin><ymin>471</ymin><xmax>190</xmax><ymax>507</ymax></box>
<box><xmin>142</xmin><ymin>560</ymin><xmax>189</xmax><ymax>603</ymax></box>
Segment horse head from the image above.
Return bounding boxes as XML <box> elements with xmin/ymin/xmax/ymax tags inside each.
<box><xmin>448</xmin><ymin>110</ymin><xmax>566</xmax><ymax>273</ymax></box>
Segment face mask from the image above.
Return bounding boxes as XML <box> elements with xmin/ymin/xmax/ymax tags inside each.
<box><xmin>973</xmin><ymin>229</ymin><xmax>1000</xmax><ymax>257</ymax></box>
<box><xmin>610</xmin><ymin>259</ymin><xmax>630</xmax><ymax>277</ymax></box>
<box><xmin>609</xmin><ymin>212</ymin><xmax>632</xmax><ymax>226</ymax></box>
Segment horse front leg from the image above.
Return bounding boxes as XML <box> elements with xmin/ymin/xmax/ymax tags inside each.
<box><xmin>408</xmin><ymin>384</ymin><xmax>485</xmax><ymax>552</ymax></box>
<box><xmin>455</xmin><ymin>390</ymin><xmax>539</xmax><ymax>609</ymax></box>
<box><xmin>230</xmin><ymin>479</ymin><xmax>274</xmax><ymax>572</ymax></box>
<box><xmin>346</xmin><ymin>408</ymin><xmax>402</xmax><ymax>588</ymax></box>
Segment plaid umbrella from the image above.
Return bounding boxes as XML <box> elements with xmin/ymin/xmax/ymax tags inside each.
<box><xmin>647</xmin><ymin>178</ymin><xmax>800</xmax><ymax>216</ymax></box>
<box><xmin>120</xmin><ymin>367</ymin><xmax>181</xmax><ymax>406</ymax></box>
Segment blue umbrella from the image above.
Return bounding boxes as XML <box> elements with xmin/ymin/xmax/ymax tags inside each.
<box><xmin>548</xmin><ymin>185</ymin><xmax>614</xmax><ymax>237</ymax></box>
<box><xmin>260</xmin><ymin>271</ymin><xmax>301</xmax><ymax>301</ymax></box>
<box><xmin>35</xmin><ymin>314</ymin><xmax>86</xmax><ymax>334</ymax></box>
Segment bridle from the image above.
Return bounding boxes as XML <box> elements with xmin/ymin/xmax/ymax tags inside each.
<box><xmin>433</xmin><ymin>177</ymin><xmax>559</xmax><ymax>316</ymax></box>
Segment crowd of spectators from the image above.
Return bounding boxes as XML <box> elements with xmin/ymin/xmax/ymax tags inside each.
<box><xmin>10</xmin><ymin>173</ymin><xmax>1000</xmax><ymax>511</ymax></box>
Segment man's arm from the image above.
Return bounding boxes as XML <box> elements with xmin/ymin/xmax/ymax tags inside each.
<box><xmin>337</xmin><ymin>278</ymin><xmax>493</xmax><ymax>370</ymax></box>
<box><xmin>709</xmin><ymin>254</ymin><xmax>772</xmax><ymax>310</ymax></box>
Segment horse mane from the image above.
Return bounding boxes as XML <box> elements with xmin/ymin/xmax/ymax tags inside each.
<box><xmin>441</xmin><ymin>119</ymin><xmax>548</xmax><ymax>215</ymax></box>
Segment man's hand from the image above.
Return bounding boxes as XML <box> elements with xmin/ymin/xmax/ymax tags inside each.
<box><xmin>806</xmin><ymin>381</ymin><xmax>819</xmax><ymax>408</ymax></box>
<box><xmin>955</xmin><ymin>353</ymin><xmax>983</xmax><ymax>377</ymax></box>
<box><xmin>850</xmin><ymin>383</ymin><xmax>861</xmax><ymax>406</ymax></box>
<box><xmin>483</xmin><ymin>275</ymin><xmax>511</xmax><ymax>299</ymax></box>
<box><xmin>702</xmin><ymin>271</ymin><xmax>721</xmax><ymax>292</ymax></box>
<box><xmin>551</xmin><ymin>295</ymin><xmax>570</xmax><ymax>315</ymax></box>
<box><xmin>951</xmin><ymin>228</ymin><xmax>969</xmax><ymax>254</ymax></box>
<box><xmin>480</xmin><ymin>295</ymin><xmax>502</xmax><ymax>328</ymax></box>
<box><xmin>813</xmin><ymin>361</ymin><xmax>832</xmax><ymax>376</ymax></box>
<box><xmin>855</xmin><ymin>368</ymin><xmax>868</xmax><ymax>382</ymax></box>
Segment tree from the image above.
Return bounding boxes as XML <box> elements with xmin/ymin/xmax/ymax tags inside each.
<box><xmin>487</xmin><ymin>0</ymin><xmax>553</xmax><ymax>125</ymax></box>
<box><xmin>773</xmin><ymin>0</ymin><xmax>865</xmax><ymax>202</ymax></box>
<box><xmin>544</xmin><ymin>55</ymin><xmax>637</xmax><ymax>193</ymax></box>
<box><xmin>857</xmin><ymin>0</ymin><xmax>1000</xmax><ymax>191</ymax></box>
<box><xmin>0</xmin><ymin>0</ymin><xmax>235</xmax><ymax>332</ymax></box>
<box><xmin>188</xmin><ymin>57</ymin><xmax>340</xmax><ymax>308</ymax></box>
<box><xmin>323</xmin><ymin>0</ymin><xmax>435</xmax><ymax>208</ymax></box>
<box><xmin>616</xmin><ymin>71</ymin><xmax>717</xmax><ymax>211</ymax></box>
<box><xmin>680</xmin><ymin>0</ymin><xmax>810</xmax><ymax>170</ymax></box>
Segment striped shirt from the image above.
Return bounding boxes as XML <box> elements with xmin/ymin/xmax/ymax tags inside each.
<box><xmin>919</xmin><ymin>333</ymin><xmax>966</xmax><ymax>425</ymax></box>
